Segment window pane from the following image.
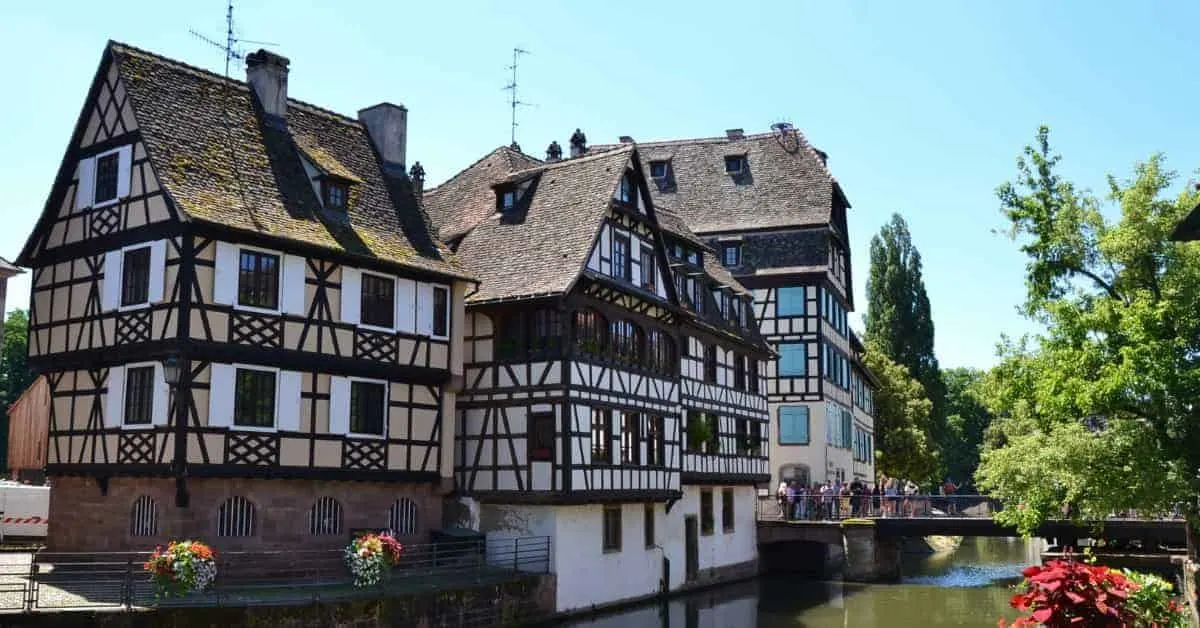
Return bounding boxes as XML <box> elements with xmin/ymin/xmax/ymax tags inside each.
<box><xmin>360</xmin><ymin>274</ymin><xmax>395</xmax><ymax>328</ymax></box>
<box><xmin>123</xmin><ymin>366</ymin><xmax>155</xmax><ymax>425</ymax></box>
<box><xmin>621</xmin><ymin>412</ymin><xmax>640</xmax><ymax>464</ymax></box>
<box><xmin>432</xmin><ymin>287</ymin><xmax>449</xmax><ymax>337</ymax></box>
<box><xmin>95</xmin><ymin>153</ymin><xmax>119</xmax><ymax>203</ymax></box>
<box><xmin>612</xmin><ymin>235</ymin><xmax>631</xmax><ymax>281</ymax></box>
<box><xmin>121</xmin><ymin>247</ymin><xmax>151</xmax><ymax>306</ymax></box>
<box><xmin>350</xmin><ymin>381</ymin><xmax>386</xmax><ymax>435</ymax></box>
<box><xmin>234</xmin><ymin>369</ymin><xmax>276</xmax><ymax>427</ymax></box>
<box><xmin>777</xmin><ymin>287</ymin><xmax>805</xmax><ymax>316</ymax></box>
<box><xmin>778</xmin><ymin>342</ymin><xmax>806</xmax><ymax>376</ymax></box>
<box><xmin>530</xmin><ymin>412</ymin><xmax>555</xmax><ymax>462</ymax></box>
<box><xmin>591</xmin><ymin>409</ymin><xmax>611</xmax><ymax>464</ymax></box>
<box><xmin>238</xmin><ymin>251</ymin><xmax>280</xmax><ymax>309</ymax></box>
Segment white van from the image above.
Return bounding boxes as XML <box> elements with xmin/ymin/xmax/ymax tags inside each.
<box><xmin>0</xmin><ymin>482</ymin><xmax>49</xmax><ymax>539</ymax></box>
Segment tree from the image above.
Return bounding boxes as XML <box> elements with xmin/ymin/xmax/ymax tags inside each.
<box><xmin>864</xmin><ymin>213</ymin><xmax>947</xmax><ymax>477</ymax></box>
<box><xmin>976</xmin><ymin>126</ymin><xmax>1200</xmax><ymax>539</ymax></box>
<box><xmin>863</xmin><ymin>345</ymin><xmax>940</xmax><ymax>482</ymax></box>
<box><xmin>0</xmin><ymin>310</ymin><xmax>33</xmax><ymax>408</ymax></box>
<box><xmin>941</xmin><ymin>367</ymin><xmax>993</xmax><ymax>488</ymax></box>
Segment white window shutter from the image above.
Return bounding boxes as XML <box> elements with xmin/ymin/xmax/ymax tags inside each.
<box><xmin>213</xmin><ymin>242</ymin><xmax>238</xmax><ymax>305</ymax></box>
<box><xmin>277</xmin><ymin>371</ymin><xmax>302</xmax><ymax>432</ymax></box>
<box><xmin>416</xmin><ymin>283</ymin><xmax>433</xmax><ymax>336</ymax></box>
<box><xmin>395</xmin><ymin>278</ymin><xmax>416</xmax><ymax>333</ymax></box>
<box><xmin>102</xmin><ymin>250</ymin><xmax>123</xmax><ymax>311</ymax></box>
<box><xmin>208</xmin><ymin>364</ymin><xmax>235</xmax><ymax>428</ymax></box>
<box><xmin>341</xmin><ymin>267</ymin><xmax>361</xmax><ymax>325</ymax></box>
<box><xmin>105</xmin><ymin>366</ymin><xmax>125</xmax><ymax>428</ymax></box>
<box><xmin>152</xmin><ymin>363</ymin><xmax>170</xmax><ymax>427</ymax></box>
<box><xmin>630</xmin><ymin>238</ymin><xmax>642</xmax><ymax>286</ymax></box>
<box><xmin>76</xmin><ymin>158</ymin><xmax>95</xmax><ymax>210</ymax></box>
<box><xmin>281</xmin><ymin>254</ymin><xmax>306</xmax><ymax>315</ymax></box>
<box><xmin>329</xmin><ymin>376</ymin><xmax>350</xmax><ymax>435</ymax></box>
<box><xmin>148</xmin><ymin>240</ymin><xmax>167</xmax><ymax>303</ymax></box>
<box><xmin>116</xmin><ymin>145</ymin><xmax>133</xmax><ymax>199</ymax></box>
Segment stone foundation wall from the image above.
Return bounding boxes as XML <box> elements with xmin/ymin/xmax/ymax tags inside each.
<box><xmin>47</xmin><ymin>475</ymin><xmax>444</xmax><ymax>552</ymax></box>
<box><xmin>683</xmin><ymin>558</ymin><xmax>760</xmax><ymax>592</ymax></box>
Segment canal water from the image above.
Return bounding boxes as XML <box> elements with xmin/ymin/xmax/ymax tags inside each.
<box><xmin>561</xmin><ymin>537</ymin><xmax>1043</xmax><ymax>627</ymax></box>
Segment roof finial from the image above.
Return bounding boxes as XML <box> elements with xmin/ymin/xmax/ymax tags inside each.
<box><xmin>409</xmin><ymin>161</ymin><xmax>425</xmax><ymax>196</ymax></box>
<box><xmin>569</xmin><ymin>129</ymin><xmax>587</xmax><ymax>158</ymax></box>
<box><xmin>546</xmin><ymin>140</ymin><xmax>562</xmax><ymax>162</ymax></box>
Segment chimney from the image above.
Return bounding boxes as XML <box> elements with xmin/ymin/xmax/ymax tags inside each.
<box><xmin>245</xmin><ymin>49</ymin><xmax>290</xmax><ymax>122</ymax></box>
<box><xmin>618</xmin><ymin>136</ymin><xmax>634</xmax><ymax>144</ymax></box>
<box><xmin>725</xmin><ymin>128</ymin><xmax>744</xmax><ymax>140</ymax></box>
<box><xmin>358</xmin><ymin>103</ymin><xmax>408</xmax><ymax>177</ymax></box>
<box><xmin>569</xmin><ymin>128</ymin><xmax>587</xmax><ymax>158</ymax></box>
<box><xmin>545</xmin><ymin>141</ymin><xmax>562</xmax><ymax>162</ymax></box>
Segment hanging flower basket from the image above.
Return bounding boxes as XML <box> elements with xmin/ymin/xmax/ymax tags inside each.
<box><xmin>143</xmin><ymin>540</ymin><xmax>217</xmax><ymax>598</ymax></box>
<box><xmin>345</xmin><ymin>532</ymin><xmax>403</xmax><ymax>587</ymax></box>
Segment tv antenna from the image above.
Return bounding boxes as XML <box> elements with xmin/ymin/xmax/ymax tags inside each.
<box><xmin>502</xmin><ymin>47</ymin><xmax>535</xmax><ymax>148</ymax></box>
<box><xmin>189</xmin><ymin>0</ymin><xmax>278</xmax><ymax>77</ymax></box>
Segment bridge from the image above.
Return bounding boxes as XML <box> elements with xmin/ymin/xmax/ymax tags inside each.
<box><xmin>755</xmin><ymin>495</ymin><xmax>1187</xmax><ymax>581</ymax></box>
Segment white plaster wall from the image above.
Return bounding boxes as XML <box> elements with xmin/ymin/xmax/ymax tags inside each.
<box><xmin>676</xmin><ymin>485</ymin><xmax>757</xmax><ymax>572</ymax></box>
<box><xmin>554</xmin><ymin>503</ymin><xmax>673</xmax><ymax>613</ymax></box>
<box><xmin>479</xmin><ymin>503</ymin><xmax>558</xmax><ymax>573</ymax></box>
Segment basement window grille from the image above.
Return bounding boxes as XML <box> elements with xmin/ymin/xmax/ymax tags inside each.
<box><xmin>130</xmin><ymin>495</ymin><xmax>158</xmax><ymax>537</ymax></box>
<box><xmin>309</xmin><ymin>497</ymin><xmax>344</xmax><ymax>536</ymax></box>
<box><xmin>217</xmin><ymin>496</ymin><xmax>256</xmax><ymax>537</ymax></box>
<box><xmin>387</xmin><ymin>498</ymin><xmax>418</xmax><ymax>537</ymax></box>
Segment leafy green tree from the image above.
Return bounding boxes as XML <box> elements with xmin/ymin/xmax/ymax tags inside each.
<box><xmin>0</xmin><ymin>310</ymin><xmax>34</xmax><ymax>408</ymax></box>
<box><xmin>865</xmin><ymin>213</ymin><xmax>947</xmax><ymax>476</ymax></box>
<box><xmin>941</xmin><ymin>367</ymin><xmax>992</xmax><ymax>487</ymax></box>
<box><xmin>977</xmin><ymin>126</ymin><xmax>1200</xmax><ymax>539</ymax></box>
<box><xmin>864</xmin><ymin>345</ymin><xmax>940</xmax><ymax>482</ymax></box>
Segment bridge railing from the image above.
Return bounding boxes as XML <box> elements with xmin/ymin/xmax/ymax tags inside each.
<box><xmin>757</xmin><ymin>494</ymin><xmax>1004</xmax><ymax>522</ymax></box>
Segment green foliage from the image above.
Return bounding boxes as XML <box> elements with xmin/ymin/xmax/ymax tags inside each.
<box><xmin>864</xmin><ymin>214</ymin><xmax>947</xmax><ymax>473</ymax></box>
<box><xmin>1121</xmin><ymin>569</ymin><xmax>1188</xmax><ymax>627</ymax></box>
<box><xmin>978</xmin><ymin>125</ymin><xmax>1200</xmax><ymax>537</ymax></box>
<box><xmin>863</xmin><ymin>346</ymin><xmax>939</xmax><ymax>482</ymax></box>
<box><xmin>0</xmin><ymin>310</ymin><xmax>33</xmax><ymax>408</ymax></box>
<box><xmin>941</xmin><ymin>367</ymin><xmax>993</xmax><ymax>487</ymax></box>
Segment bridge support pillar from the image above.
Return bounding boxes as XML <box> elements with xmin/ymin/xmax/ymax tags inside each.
<box><xmin>842</xmin><ymin>521</ymin><xmax>901</xmax><ymax>582</ymax></box>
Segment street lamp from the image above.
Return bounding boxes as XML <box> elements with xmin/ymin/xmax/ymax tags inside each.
<box><xmin>161</xmin><ymin>354</ymin><xmax>180</xmax><ymax>388</ymax></box>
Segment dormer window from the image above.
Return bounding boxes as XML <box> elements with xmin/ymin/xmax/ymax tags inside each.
<box><xmin>724</xmin><ymin>155</ymin><xmax>746</xmax><ymax>175</ymax></box>
<box><xmin>500</xmin><ymin>189</ymin><xmax>517</xmax><ymax>212</ymax></box>
<box><xmin>618</xmin><ymin>174</ymin><xmax>635</xmax><ymax>204</ymax></box>
<box><xmin>721</xmin><ymin>243</ymin><xmax>741</xmax><ymax>267</ymax></box>
<box><xmin>649</xmin><ymin>161</ymin><xmax>668</xmax><ymax>179</ymax></box>
<box><xmin>323</xmin><ymin>181</ymin><xmax>348</xmax><ymax>210</ymax></box>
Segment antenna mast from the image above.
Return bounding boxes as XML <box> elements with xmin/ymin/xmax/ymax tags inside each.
<box><xmin>503</xmin><ymin>48</ymin><xmax>533</xmax><ymax>147</ymax></box>
<box><xmin>189</xmin><ymin>0</ymin><xmax>278</xmax><ymax>77</ymax></box>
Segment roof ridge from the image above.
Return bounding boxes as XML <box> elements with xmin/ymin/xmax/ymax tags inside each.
<box><xmin>507</xmin><ymin>143</ymin><xmax>632</xmax><ymax>180</ymax></box>
<box><xmin>109</xmin><ymin>40</ymin><xmax>363</xmax><ymax>127</ymax></box>
<box><xmin>424</xmin><ymin>145</ymin><xmax>525</xmax><ymax>196</ymax></box>
<box><xmin>593</xmin><ymin>130</ymin><xmax>838</xmax><ymax>183</ymax></box>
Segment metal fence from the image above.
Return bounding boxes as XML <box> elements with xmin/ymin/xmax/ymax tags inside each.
<box><xmin>0</xmin><ymin>536</ymin><xmax>551</xmax><ymax>614</ymax></box>
<box><xmin>757</xmin><ymin>494</ymin><xmax>1004</xmax><ymax>522</ymax></box>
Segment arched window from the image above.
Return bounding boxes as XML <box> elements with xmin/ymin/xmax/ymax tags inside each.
<box><xmin>610</xmin><ymin>320</ymin><xmax>642</xmax><ymax>364</ymax></box>
<box><xmin>779</xmin><ymin>464</ymin><xmax>811</xmax><ymax>488</ymax></box>
<box><xmin>530</xmin><ymin>309</ymin><xmax>563</xmax><ymax>356</ymax></box>
<box><xmin>387</xmin><ymin>498</ymin><xmax>419</xmax><ymax>537</ymax></box>
<box><xmin>217</xmin><ymin>496</ymin><xmax>256</xmax><ymax>537</ymax></box>
<box><xmin>573</xmin><ymin>310</ymin><xmax>607</xmax><ymax>355</ymax></box>
<box><xmin>130</xmin><ymin>495</ymin><xmax>158</xmax><ymax>537</ymax></box>
<box><xmin>309</xmin><ymin>497</ymin><xmax>343</xmax><ymax>535</ymax></box>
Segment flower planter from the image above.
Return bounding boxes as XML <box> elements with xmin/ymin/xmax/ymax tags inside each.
<box><xmin>144</xmin><ymin>540</ymin><xmax>217</xmax><ymax>598</ymax></box>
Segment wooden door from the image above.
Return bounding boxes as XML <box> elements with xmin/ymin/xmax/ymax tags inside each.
<box><xmin>684</xmin><ymin>515</ymin><xmax>699</xmax><ymax>581</ymax></box>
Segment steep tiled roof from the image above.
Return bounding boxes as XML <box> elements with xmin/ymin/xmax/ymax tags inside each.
<box><xmin>453</xmin><ymin>146</ymin><xmax>634</xmax><ymax>303</ymax></box>
<box><xmin>654</xmin><ymin>206</ymin><xmax>710</xmax><ymax>250</ymax></box>
<box><xmin>423</xmin><ymin>146</ymin><xmax>543</xmax><ymax>241</ymax></box>
<box><xmin>110</xmin><ymin>42</ymin><xmax>468</xmax><ymax>279</ymax></box>
<box><xmin>594</xmin><ymin>130</ymin><xmax>840</xmax><ymax>234</ymax></box>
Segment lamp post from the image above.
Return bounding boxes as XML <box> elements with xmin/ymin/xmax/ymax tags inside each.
<box><xmin>161</xmin><ymin>354</ymin><xmax>188</xmax><ymax>507</ymax></box>
<box><xmin>161</xmin><ymin>354</ymin><xmax>180</xmax><ymax>389</ymax></box>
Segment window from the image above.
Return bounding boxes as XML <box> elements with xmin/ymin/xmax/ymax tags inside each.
<box><xmin>309</xmin><ymin>497</ymin><xmax>343</xmax><ymax>535</ymax></box>
<box><xmin>649</xmin><ymin>161</ymin><xmax>668</xmax><ymax>179</ymax></box>
<box><xmin>776</xmin><ymin>286</ymin><xmax>805</xmax><ymax>316</ymax></box>
<box><xmin>722</xmin><ymin>243</ymin><xmax>741</xmax><ymax>267</ymax></box>
<box><xmin>700</xmin><ymin>489</ymin><xmax>714</xmax><ymax>535</ymax></box>
<box><xmin>646</xmin><ymin>415</ymin><xmax>666</xmax><ymax>466</ymax></box>
<box><xmin>120</xmin><ymin>247</ymin><xmax>151</xmax><ymax>307</ymax></box>
<box><xmin>779</xmin><ymin>342</ymin><xmax>807</xmax><ymax>376</ymax></box>
<box><xmin>591</xmin><ymin>408</ymin><xmax>612</xmax><ymax>464</ymax></box>
<box><xmin>610</xmin><ymin>320</ymin><xmax>642</xmax><ymax>364</ymax></box>
<box><xmin>234</xmin><ymin>368</ymin><xmax>276</xmax><ymax>428</ymax></box>
<box><xmin>612</xmin><ymin>234</ymin><xmax>631</xmax><ymax>281</ymax></box>
<box><xmin>387</xmin><ymin>498</ymin><xmax>419</xmax><ymax>536</ymax></box>
<box><xmin>237</xmin><ymin>250</ymin><xmax>280</xmax><ymax>310</ymax></box>
<box><xmin>646</xmin><ymin>330</ymin><xmax>675</xmax><ymax>374</ymax></box>
<box><xmin>779</xmin><ymin>406</ymin><xmax>810</xmax><ymax>445</ymax></box>
<box><xmin>735</xmin><ymin>419</ymin><xmax>749</xmax><ymax>455</ymax></box>
<box><xmin>350</xmin><ymin>381</ymin><xmax>386</xmax><ymax>436</ymax></box>
<box><xmin>644</xmin><ymin>504</ymin><xmax>655</xmax><ymax>548</ymax></box>
<box><xmin>621</xmin><ymin>412</ymin><xmax>641</xmax><ymax>465</ymax></box>
<box><xmin>685</xmin><ymin>410</ymin><xmax>705</xmax><ymax>453</ymax></box>
<box><xmin>130</xmin><ymin>495</ymin><xmax>157</xmax><ymax>537</ymax></box>
<box><xmin>602</xmin><ymin>506</ymin><xmax>622</xmax><ymax>552</ymax></box>
<box><xmin>501</xmin><ymin>189</ymin><xmax>517</xmax><ymax>211</ymax></box>
<box><xmin>703</xmin><ymin>345</ymin><xmax>717</xmax><ymax>383</ymax></box>
<box><xmin>619</xmin><ymin>174</ymin><xmax>635</xmax><ymax>204</ymax></box>
<box><xmin>529</xmin><ymin>412</ymin><xmax>555</xmax><ymax>462</ymax></box>
<box><xmin>704</xmin><ymin>414</ymin><xmax>720</xmax><ymax>454</ymax></box>
<box><xmin>640</xmin><ymin>247</ymin><xmax>655</xmax><ymax>290</ymax></box>
<box><xmin>122</xmin><ymin>366</ymin><xmax>155</xmax><ymax>426</ymax></box>
<box><xmin>432</xmin><ymin>286</ymin><xmax>450</xmax><ymax>337</ymax></box>
<box><xmin>217</xmin><ymin>496</ymin><xmax>256</xmax><ymax>537</ymax></box>
<box><xmin>748</xmin><ymin>358</ymin><xmax>759</xmax><ymax>393</ymax></box>
<box><xmin>324</xmin><ymin>181</ymin><xmax>348</xmax><ymax>209</ymax></box>
<box><xmin>842</xmin><ymin>408</ymin><xmax>853</xmax><ymax>449</ymax></box>
<box><xmin>531</xmin><ymin>309</ymin><xmax>563</xmax><ymax>356</ymax></box>
<box><xmin>722</xmin><ymin>488</ymin><xmax>735</xmax><ymax>533</ymax></box>
<box><xmin>574</xmin><ymin>310</ymin><xmax>606</xmax><ymax>355</ymax></box>
<box><xmin>733</xmin><ymin>354</ymin><xmax>746</xmax><ymax>391</ymax></box>
<box><xmin>724</xmin><ymin>155</ymin><xmax>745</xmax><ymax>175</ymax></box>
<box><xmin>360</xmin><ymin>273</ymin><xmax>395</xmax><ymax>329</ymax></box>
<box><xmin>95</xmin><ymin>151</ymin><xmax>120</xmax><ymax>204</ymax></box>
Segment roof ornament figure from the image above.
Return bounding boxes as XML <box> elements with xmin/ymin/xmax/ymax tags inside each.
<box><xmin>409</xmin><ymin>161</ymin><xmax>426</xmax><ymax>195</ymax></box>
<box><xmin>546</xmin><ymin>140</ymin><xmax>563</xmax><ymax>162</ymax></box>
<box><xmin>509</xmin><ymin>141</ymin><xmax>522</xmax><ymax>152</ymax></box>
<box><xmin>569</xmin><ymin>129</ymin><xmax>587</xmax><ymax>158</ymax></box>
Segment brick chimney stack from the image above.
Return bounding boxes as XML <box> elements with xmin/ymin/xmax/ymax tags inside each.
<box><xmin>246</xmin><ymin>49</ymin><xmax>290</xmax><ymax>122</ymax></box>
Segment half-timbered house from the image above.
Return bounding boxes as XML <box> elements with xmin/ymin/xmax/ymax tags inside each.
<box><xmin>592</xmin><ymin>127</ymin><xmax>878</xmax><ymax>489</ymax></box>
<box><xmin>17</xmin><ymin>42</ymin><xmax>473</xmax><ymax>551</ymax></box>
<box><xmin>423</xmin><ymin>136</ymin><xmax>771</xmax><ymax>612</ymax></box>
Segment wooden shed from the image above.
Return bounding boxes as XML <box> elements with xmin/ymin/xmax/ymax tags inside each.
<box><xmin>7</xmin><ymin>376</ymin><xmax>48</xmax><ymax>482</ymax></box>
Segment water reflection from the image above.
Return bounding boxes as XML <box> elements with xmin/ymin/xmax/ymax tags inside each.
<box><xmin>560</xmin><ymin>537</ymin><xmax>1040</xmax><ymax>628</ymax></box>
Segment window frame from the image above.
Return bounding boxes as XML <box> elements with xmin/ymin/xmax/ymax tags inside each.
<box><xmin>776</xmin><ymin>286</ymin><xmax>806</xmax><ymax>317</ymax></box>
<box><xmin>722</xmin><ymin>488</ymin><xmax>735</xmax><ymax>533</ymax></box>
<box><xmin>323</xmin><ymin>180</ymin><xmax>348</xmax><ymax>210</ymax></box>
<box><xmin>778</xmin><ymin>342</ymin><xmax>807</xmax><ymax>377</ymax></box>
<box><xmin>431</xmin><ymin>285</ymin><xmax>450</xmax><ymax>339</ymax></box>
<box><xmin>359</xmin><ymin>272</ymin><xmax>397</xmax><ymax>332</ymax></box>
<box><xmin>234</xmin><ymin>245</ymin><xmax>283</xmax><ymax>314</ymax></box>
<box><xmin>723</xmin><ymin>155</ymin><xmax>746</xmax><ymax>175</ymax></box>
<box><xmin>119</xmin><ymin>245</ymin><xmax>152</xmax><ymax>310</ymax></box>
<box><xmin>590</xmin><ymin>408</ymin><xmax>613</xmax><ymax>464</ymax></box>
<box><xmin>700</xmin><ymin>489</ymin><xmax>714</xmax><ymax>536</ymax></box>
<box><xmin>348</xmin><ymin>377</ymin><xmax>389</xmax><ymax>439</ymax></box>
<box><xmin>93</xmin><ymin>147</ymin><xmax>123</xmax><ymax>208</ymax></box>
<box><xmin>644</xmin><ymin>503</ymin><xmax>655</xmax><ymax>549</ymax></box>
<box><xmin>645</xmin><ymin>415</ymin><xmax>666</xmax><ymax>467</ymax></box>
<box><xmin>618</xmin><ymin>174</ymin><xmax>635</xmax><ymax>204</ymax></box>
<box><xmin>703</xmin><ymin>345</ymin><xmax>717</xmax><ymax>384</ymax></box>
<box><xmin>529</xmin><ymin>411</ymin><xmax>555</xmax><ymax>462</ymax></box>
<box><xmin>500</xmin><ymin>188</ymin><xmax>517</xmax><ymax>211</ymax></box>
<box><xmin>721</xmin><ymin>243</ymin><xmax>741</xmax><ymax>267</ymax></box>
<box><xmin>231</xmin><ymin>365</ymin><xmax>279</xmax><ymax>431</ymax></box>
<box><xmin>639</xmin><ymin>246</ymin><xmax>656</xmax><ymax>291</ymax></box>
<box><xmin>649</xmin><ymin>161</ymin><xmax>668</xmax><ymax>179</ymax></box>
<box><xmin>612</xmin><ymin>232</ymin><xmax>632</xmax><ymax>282</ymax></box>
<box><xmin>602</xmin><ymin>505</ymin><xmax>622</xmax><ymax>552</ymax></box>
<box><xmin>621</xmin><ymin>411</ymin><xmax>641</xmax><ymax>465</ymax></box>
<box><xmin>122</xmin><ymin>362</ymin><xmax>157</xmax><ymax>428</ymax></box>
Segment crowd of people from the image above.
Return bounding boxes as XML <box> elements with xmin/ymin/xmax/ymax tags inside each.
<box><xmin>772</xmin><ymin>476</ymin><xmax>963</xmax><ymax>521</ymax></box>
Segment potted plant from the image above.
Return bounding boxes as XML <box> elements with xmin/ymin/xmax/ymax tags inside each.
<box><xmin>345</xmin><ymin>532</ymin><xmax>404</xmax><ymax>587</ymax></box>
<box><xmin>143</xmin><ymin>540</ymin><xmax>217</xmax><ymax>598</ymax></box>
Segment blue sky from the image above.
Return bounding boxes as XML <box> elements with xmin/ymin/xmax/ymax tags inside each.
<box><xmin>3</xmin><ymin>0</ymin><xmax>1199</xmax><ymax>369</ymax></box>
